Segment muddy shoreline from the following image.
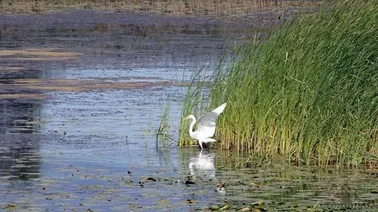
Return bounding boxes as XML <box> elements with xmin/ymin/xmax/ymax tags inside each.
<box><xmin>0</xmin><ymin>0</ymin><xmax>322</xmax><ymax>17</ymax></box>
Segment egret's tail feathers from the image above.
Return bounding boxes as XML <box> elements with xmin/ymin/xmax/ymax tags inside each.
<box><xmin>212</xmin><ymin>103</ymin><xmax>227</xmax><ymax>115</ymax></box>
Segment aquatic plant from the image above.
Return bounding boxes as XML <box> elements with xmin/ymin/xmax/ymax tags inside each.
<box><xmin>181</xmin><ymin>0</ymin><xmax>378</xmax><ymax>166</ymax></box>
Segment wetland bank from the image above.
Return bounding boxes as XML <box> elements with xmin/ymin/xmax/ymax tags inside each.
<box><xmin>2</xmin><ymin>1</ymin><xmax>378</xmax><ymax>211</ymax></box>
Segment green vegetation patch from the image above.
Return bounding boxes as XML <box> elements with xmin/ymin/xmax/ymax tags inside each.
<box><xmin>181</xmin><ymin>0</ymin><xmax>378</xmax><ymax>166</ymax></box>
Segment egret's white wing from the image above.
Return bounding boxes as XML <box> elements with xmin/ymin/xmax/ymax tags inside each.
<box><xmin>196</xmin><ymin>103</ymin><xmax>226</xmax><ymax>139</ymax></box>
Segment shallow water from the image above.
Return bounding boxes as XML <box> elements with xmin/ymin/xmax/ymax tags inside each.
<box><xmin>1</xmin><ymin>10</ymin><xmax>378</xmax><ymax>212</ymax></box>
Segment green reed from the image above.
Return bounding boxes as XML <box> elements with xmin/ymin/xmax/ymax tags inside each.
<box><xmin>181</xmin><ymin>0</ymin><xmax>378</xmax><ymax>166</ymax></box>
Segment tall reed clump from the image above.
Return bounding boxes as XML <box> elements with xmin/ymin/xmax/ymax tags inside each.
<box><xmin>182</xmin><ymin>0</ymin><xmax>378</xmax><ymax>166</ymax></box>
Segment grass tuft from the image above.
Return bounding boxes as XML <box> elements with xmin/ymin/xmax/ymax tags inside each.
<box><xmin>156</xmin><ymin>102</ymin><xmax>176</xmax><ymax>147</ymax></box>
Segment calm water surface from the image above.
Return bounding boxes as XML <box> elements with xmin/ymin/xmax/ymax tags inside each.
<box><xmin>1</xmin><ymin>10</ymin><xmax>378</xmax><ymax>212</ymax></box>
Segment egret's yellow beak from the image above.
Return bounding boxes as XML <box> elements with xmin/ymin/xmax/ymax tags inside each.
<box><xmin>183</xmin><ymin>116</ymin><xmax>190</xmax><ymax>120</ymax></box>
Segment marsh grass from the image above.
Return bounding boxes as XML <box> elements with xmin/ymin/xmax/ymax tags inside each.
<box><xmin>181</xmin><ymin>1</ymin><xmax>378</xmax><ymax>166</ymax></box>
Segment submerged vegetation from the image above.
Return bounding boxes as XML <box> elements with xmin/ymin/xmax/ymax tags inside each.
<box><xmin>181</xmin><ymin>1</ymin><xmax>378</xmax><ymax>166</ymax></box>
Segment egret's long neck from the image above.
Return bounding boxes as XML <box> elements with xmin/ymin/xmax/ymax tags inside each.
<box><xmin>188</xmin><ymin>116</ymin><xmax>196</xmax><ymax>138</ymax></box>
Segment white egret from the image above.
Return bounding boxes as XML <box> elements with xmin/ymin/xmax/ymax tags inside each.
<box><xmin>183</xmin><ymin>103</ymin><xmax>226</xmax><ymax>149</ymax></box>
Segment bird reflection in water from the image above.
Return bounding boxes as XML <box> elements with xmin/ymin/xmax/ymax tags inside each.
<box><xmin>188</xmin><ymin>151</ymin><xmax>226</xmax><ymax>194</ymax></box>
<box><xmin>188</xmin><ymin>151</ymin><xmax>215</xmax><ymax>180</ymax></box>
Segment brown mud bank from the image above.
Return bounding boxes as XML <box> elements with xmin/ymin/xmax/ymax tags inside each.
<box><xmin>1</xmin><ymin>0</ymin><xmax>322</xmax><ymax>18</ymax></box>
<box><xmin>0</xmin><ymin>48</ymin><xmax>80</xmax><ymax>61</ymax></box>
